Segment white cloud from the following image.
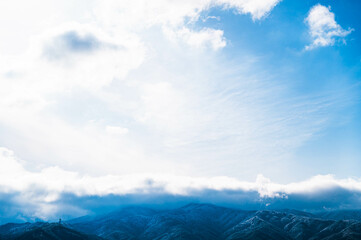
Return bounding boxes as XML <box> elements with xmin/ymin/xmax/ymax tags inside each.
<box><xmin>305</xmin><ymin>4</ymin><xmax>353</xmax><ymax>50</ymax></box>
<box><xmin>94</xmin><ymin>0</ymin><xmax>281</xmax><ymax>28</ymax></box>
<box><xmin>217</xmin><ymin>0</ymin><xmax>281</xmax><ymax>20</ymax></box>
<box><xmin>0</xmin><ymin>0</ymin><xmax>282</xmax><ymax>114</ymax></box>
<box><xmin>93</xmin><ymin>0</ymin><xmax>281</xmax><ymax>50</ymax></box>
<box><xmin>0</xmin><ymin>0</ymin><xmax>96</xmax><ymax>55</ymax></box>
<box><xmin>0</xmin><ymin>23</ymin><xmax>145</xmax><ymax>115</ymax></box>
<box><xmin>164</xmin><ymin>27</ymin><xmax>226</xmax><ymax>50</ymax></box>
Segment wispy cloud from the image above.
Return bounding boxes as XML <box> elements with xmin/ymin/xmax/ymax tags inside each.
<box><xmin>305</xmin><ymin>4</ymin><xmax>353</xmax><ymax>50</ymax></box>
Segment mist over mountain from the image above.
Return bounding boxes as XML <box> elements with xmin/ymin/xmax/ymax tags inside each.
<box><xmin>1</xmin><ymin>204</ymin><xmax>361</xmax><ymax>240</ymax></box>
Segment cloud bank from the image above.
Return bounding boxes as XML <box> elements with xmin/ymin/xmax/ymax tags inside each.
<box><xmin>1</xmin><ymin>147</ymin><xmax>361</xmax><ymax>222</ymax></box>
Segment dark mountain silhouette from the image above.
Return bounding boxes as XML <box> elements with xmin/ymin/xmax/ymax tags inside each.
<box><xmin>0</xmin><ymin>223</ymin><xmax>103</xmax><ymax>240</ymax></box>
<box><xmin>1</xmin><ymin>203</ymin><xmax>361</xmax><ymax>239</ymax></box>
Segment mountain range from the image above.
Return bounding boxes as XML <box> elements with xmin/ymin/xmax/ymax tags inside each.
<box><xmin>1</xmin><ymin>203</ymin><xmax>361</xmax><ymax>240</ymax></box>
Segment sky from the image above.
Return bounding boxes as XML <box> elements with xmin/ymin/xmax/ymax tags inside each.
<box><xmin>0</xmin><ymin>0</ymin><xmax>361</xmax><ymax>221</ymax></box>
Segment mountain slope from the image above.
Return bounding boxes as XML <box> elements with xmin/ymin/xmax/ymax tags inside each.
<box><xmin>2</xmin><ymin>204</ymin><xmax>361</xmax><ymax>240</ymax></box>
<box><xmin>68</xmin><ymin>203</ymin><xmax>361</xmax><ymax>240</ymax></box>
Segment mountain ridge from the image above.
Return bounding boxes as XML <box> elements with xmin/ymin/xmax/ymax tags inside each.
<box><xmin>1</xmin><ymin>203</ymin><xmax>361</xmax><ymax>239</ymax></box>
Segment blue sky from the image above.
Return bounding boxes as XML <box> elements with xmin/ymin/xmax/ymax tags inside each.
<box><xmin>0</xmin><ymin>0</ymin><xmax>361</xmax><ymax>220</ymax></box>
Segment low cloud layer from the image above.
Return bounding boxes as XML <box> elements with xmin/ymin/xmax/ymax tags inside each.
<box><xmin>1</xmin><ymin>147</ymin><xmax>361</xmax><ymax>222</ymax></box>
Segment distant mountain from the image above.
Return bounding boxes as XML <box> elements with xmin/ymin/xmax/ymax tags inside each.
<box><xmin>1</xmin><ymin>203</ymin><xmax>361</xmax><ymax>239</ymax></box>
<box><xmin>316</xmin><ymin>210</ymin><xmax>361</xmax><ymax>221</ymax></box>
